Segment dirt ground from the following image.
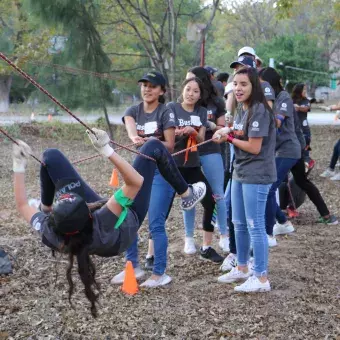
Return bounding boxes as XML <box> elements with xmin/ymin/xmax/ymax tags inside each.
<box><xmin>0</xmin><ymin>124</ymin><xmax>339</xmax><ymax>340</ymax></box>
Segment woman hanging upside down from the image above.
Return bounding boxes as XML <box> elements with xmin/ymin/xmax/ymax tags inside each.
<box><xmin>12</xmin><ymin>128</ymin><xmax>206</xmax><ymax>317</ymax></box>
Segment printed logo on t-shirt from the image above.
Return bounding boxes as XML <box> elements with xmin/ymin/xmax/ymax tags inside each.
<box><xmin>178</xmin><ymin>118</ymin><xmax>192</xmax><ymax>127</ymax></box>
<box><xmin>136</xmin><ymin>121</ymin><xmax>160</xmax><ymax>136</ymax></box>
<box><xmin>302</xmin><ymin>119</ymin><xmax>308</xmax><ymax>127</ymax></box>
<box><xmin>265</xmin><ymin>87</ymin><xmax>271</xmax><ymax>93</ymax></box>
<box><xmin>281</xmin><ymin>102</ymin><xmax>288</xmax><ymax>111</ymax></box>
<box><xmin>169</xmin><ymin>112</ymin><xmax>175</xmax><ymax>119</ymax></box>
<box><xmin>190</xmin><ymin>115</ymin><xmax>201</xmax><ymax>127</ymax></box>
<box><xmin>207</xmin><ymin>110</ymin><xmax>214</xmax><ymax>120</ymax></box>
<box><xmin>32</xmin><ymin>217</ymin><xmax>42</xmax><ymax>231</ymax></box>
<box><xmin>233</xmin><ymin>122</ymin><xmax>245</xmax><ymax>136</ymax></box>
<box><xmin>251</xmin><ymin>120</ymin><xmax>260</xmax><ymax>132</ymax></box>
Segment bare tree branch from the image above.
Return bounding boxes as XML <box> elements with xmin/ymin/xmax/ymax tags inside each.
<box><xmin>106</xmin><ymin>52</ymin><xmax>149</xmax><ymax>57</ymax></box>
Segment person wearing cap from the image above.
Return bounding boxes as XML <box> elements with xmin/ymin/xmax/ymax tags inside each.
<box><xmin>113</xmin><ymin>70</ymin><xmax>177</xmax><ymax>288</ymax></box>
<box><xmin>238</xmin><ymin>46</ymin><xmax>256</xmax><ymax>59</ymax></box>
<box><xmin>185</xmin><ymin>67</ymin><xmax>229</xmax><ymax>257</ymax></box>
<box><xmin>12</xmin><ymin>130</ymin><xmax>206</xmax><ymax>316</ymax></box>
<box><xmin>204</xmin><ymin>65</ymin><xmax>225</xmax><ymax>97</ymax></box>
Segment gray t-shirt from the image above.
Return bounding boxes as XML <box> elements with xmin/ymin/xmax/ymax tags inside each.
<box><xmin>199</xmin><ymin>98</ymin><xmax>225</xmax><ymax>156</ymax></box>
<box><xmin>295</xmin><ymin>98</ymin><xmax>311</xmax><ymax>130</ymax></box>
<box><xmin>274</xmin><ymin>91</ymin><xmax>301</xmax><ymax>159</ymax></box>
<box><xmin>232</xmin><ymin>103</ymin><xmax>277</xmax><ymax>184</ymax></box>
<box><xmin>30</xmin><ymin>206</ymin><xmax>139</xmax><ymax>257</ymax></box>
<box><xmin>261</xmin><ymin>81</ymin><xmax>275</xmax><ymax>102</ymax></box>
<box><xmin>167</xmin><ymin>102</ymin><xmax>207</xmax><ymax>168</ymax></box>
<box><xmin>123</xmin><ymin>102</ymin><xmax>176</xmax><ymax>139</ymax></box>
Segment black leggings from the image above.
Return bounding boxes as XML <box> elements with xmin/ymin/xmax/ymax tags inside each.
<box><xmin>290</xmin><ymin>157</ymin><xmax>329</xmax><ymax>217</ymax></box>
<box><xmin>40</xmin><ymin>140</ymin><xmax>189</xmax><ymax>228</ymax></box>
<box><xmin>178</xmin><ymin>167</ymin><xmax>215</xmax><ymax>232</ymax></box>
<box><xmin>330</xmin><ymin>139</ymin><xmax>340</xmax><ymax>170</ymax></box>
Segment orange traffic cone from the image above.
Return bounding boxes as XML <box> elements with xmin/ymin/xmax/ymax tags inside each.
<box><xmin>48</xmin><ymin>114</ymin><xmax>52</xmax><ymax>122</ymax></box>
<box><xmin>121</xmin><ymin>261</ymin><xmax>138</xmax><ymax>295</ymax></box>
<box><xmin>109</xmin><ymin>168</ymin><xmax>119</xmax><ymax>187</ymax></box>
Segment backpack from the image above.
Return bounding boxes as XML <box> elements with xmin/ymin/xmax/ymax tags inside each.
<box><xmin>0</xmin><ymin>248</ymin><xmax>12</xmax><ymax>275</ymax></box>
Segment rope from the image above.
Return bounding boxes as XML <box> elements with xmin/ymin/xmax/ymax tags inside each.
<box><xmin>172</xmin><ymin>136</ymin><xmax>219</xmax><ymax>157</ymax></box>
<box><xmin>0</xmin><ymin>126</ymin><xmax>45</xmax><ymax>166</ymax></box>
<box><xmin>0</xmin><ymin>52</ymin><xmax>155</xmax><ymax>162</ymax></box>
<box><xmin>72</xmin><ymin>140</ymin><xmax>141</xmax><ymax>165</ymax></box>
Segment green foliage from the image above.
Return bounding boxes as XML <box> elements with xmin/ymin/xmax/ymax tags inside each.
<box><xmin>256</xmin><ymin>35</ymin><xmax>329</xmax><ymax>86</ymax></box>
<box><xmin>0</xmin><ymin>0</ymin><xmax>52</xmax><ymax>75</ymax></box>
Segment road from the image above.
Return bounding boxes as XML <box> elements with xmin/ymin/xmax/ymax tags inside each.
<box><xmin>0</xmin><ymin>111</ymin><xmax>339</xmax><ymax>126</ymax></box>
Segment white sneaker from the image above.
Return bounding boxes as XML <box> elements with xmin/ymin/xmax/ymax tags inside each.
<box><xmin>140</xmin><ymin>274</ymin><xmax>172</xmax><ymax>288</ymax></box>
<box><xmin>234</xmin><ymin>275</ymin><xmax>271</xmax><ymax>293</ymax></box>
<box><xmin>273</xmin><ymin>221</ymin><xmax>295</xmax><ymax>236</ymax></box>
<box><xmin>218</xmin><ymin>236</ymin><xmax>230</xmax><ymax>253</ymax></box>
<box><xmin>267</xmin><ymin>235</ymin><xmax>277</xmax><ymax>247</ymax></box>
<box><xmin>110</xmin><ymin>267</ymin><xmax>145</xmax><ymax>285</ymax></box>
<box><xmin>217</xmin><ymin>266</ymin><xmax>252</xmax><ymax>283</ymax></box>
<box><xmin>220</xmin><ymin>253</ymin><xmax>237</xmax><ymax>272</ymax></box>
<box><xmin>330</xmin><ymin>173</ymin><xmax>340</xmax><ymax>181</ymax></box>
<box><xmin>184</xmin><ymin>237</ymin><xmax>196</xmax><ymax>255</ymax></box>
<box><xmin>320</xmin><ymin>168</ymin><xmax>335</xmax><ymax>178</ymax></box>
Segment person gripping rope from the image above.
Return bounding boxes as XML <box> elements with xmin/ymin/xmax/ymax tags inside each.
<box><xmin>12</xmin><ymin>130</ymin><xmax>206</xmax><ymax>316</ymax></box>
<box><xmin>167</xmin><ymin>77</ymin><xmax>224</xmax><ymax>263</ymax></box>
<box><xmin>112</xmin><ymin>70</ymin><xmax>177</xmax><ymax>288</ymax></box>
<box><xmin>213</xmin><ymin>66</ymin><xmax>276</xmax><ymax>293</ymax></box>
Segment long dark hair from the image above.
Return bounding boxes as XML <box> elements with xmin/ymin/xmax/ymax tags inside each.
<box><xmin>233</xmin><ymin>67</ymin><xmax>274</xmax><ymax>127</ymax></box>
<box><xmin>291</xmin><ymin>83</ymin><xmax>305</xmax><ymax>104</ymax></box>
<box><xmin>187</xmin><ymin>66</ymin><xmax>224</xmax><ymax>112</ymax></box>
<box><xmin>178</xmin><ymin>77</ymin><xmax>204</xmax><ymax>106</ymax></box>
<box><xmin>49</xmin><ymin>199</ymin><xmax>107</xmax><ymax>318</ymax></box>
<box><xmin>258</xmin><ymin>67</ymin><xmax>283</xmax><ymax>97</ymax></box>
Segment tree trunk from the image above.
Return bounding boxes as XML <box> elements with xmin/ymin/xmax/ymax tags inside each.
<box><xmin>0</xmin><ymin>75</ymin><xmax>12</xmax><ymax>113</ymax></box>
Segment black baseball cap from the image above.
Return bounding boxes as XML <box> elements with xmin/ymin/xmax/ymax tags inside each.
<box><xmin>138</xmin><ymin>71</ymin><xmax>166</xmax><ymax>86</ymax></box>
<box><xmin>52</xmin><ymin>179</ymin><xmax>91</xmax><ymax>235</ymax></box>
<box><xmin>230</xmin><ymin>56</ymin><xmax>256</xmax><ymax>69</ymax></box>
<box><xmin>204</xmin><ymin>66</ymin><xmax>218</xmax><ymax>75</ymax></box>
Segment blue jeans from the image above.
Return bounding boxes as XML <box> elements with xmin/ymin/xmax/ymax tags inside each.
<box><xmin>266</xmin><ymin>157</ymin><xmax>299</xmax><ymax>235</ymax></box>
<box><xmin>200</xmin><ymin>153</ymin><xmax>227</xmax><ymax>235</ymax></box>
<box><xmin>126</xmin><ymin>169</ymin><xmax>175</xmax><ymax>275</ymax></box>
<box><xmin>231</xmin><ymin>179</ymin><xmax>271</xmax><ymax>276</ymax></box>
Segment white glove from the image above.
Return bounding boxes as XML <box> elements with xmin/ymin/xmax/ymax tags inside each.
<box><xmin>13</xmin><ymin>140</ymin><xmax>32</xmax><ymax>173</ymax></box>
<box><xmin>86</xmin><ymin>128</ymin><xmax>114</xmax><ymax>158</ymax></box>
<box><xmin>206</xmin><ymin>121</ymin><xmax>217</xmax><ymax>131</ymax></box>
<box><xmin>224</xmin><ymin>82</ymin><xmax>233</xmax><ymax>96</ymax></box>
<box><xmin>213</xmin><ymin>127</ymin><xmax>232</xmax><ymax>140</ymax></box>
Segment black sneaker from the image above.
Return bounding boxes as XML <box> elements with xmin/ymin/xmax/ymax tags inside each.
<box><xmin>144</xmin><ymin>256</ymin><xmax>154</xmax><ymax>271</ymax></box>
<box><xmin>200</xmin><ymin>247</ymin><xmax>224</xmax><ymax>264</ymax></box>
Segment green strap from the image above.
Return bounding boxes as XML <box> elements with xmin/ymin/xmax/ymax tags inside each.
<box><xmin>114</xmin><ymin>189</ymin><xmax>134</xmax><ymax>229</ymax></box>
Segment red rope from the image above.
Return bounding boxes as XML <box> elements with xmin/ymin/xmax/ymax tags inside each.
<box><xmin>171</xmin><ymin>136</ymin><xmax>219</xmax><ymax>157</ymax></box>
<box><xmin>0</xmin><ymin>126</ymin><xmax>45</xmax><ymax>166</ymax></box>
<box><xmin>0</xmin><ymin>52</ymin><xmax>155</xmax><ymax>162</ymax></box>
<box><xmin>72</xmin><ymin>140</ymin><xmax>140</xmax><ymax>165</ymax></box>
